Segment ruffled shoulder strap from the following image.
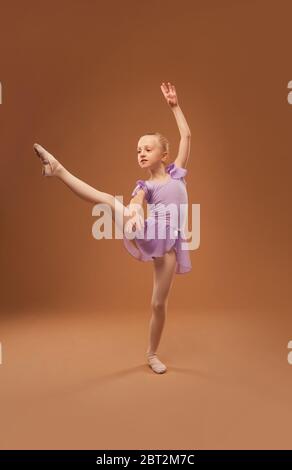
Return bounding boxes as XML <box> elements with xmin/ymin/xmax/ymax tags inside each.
<box><xmin>166</xmin><ymin>162</ymin><xmax>187</xmax><ymax>181</ymax></box>
<box><xmin>131</xmin><ymin>179</ymin><xmax>150</xmax><ymax>201</ymax></box>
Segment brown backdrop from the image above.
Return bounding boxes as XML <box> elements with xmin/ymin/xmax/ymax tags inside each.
<box><xmin>1</xmin><ymin>0</ymin><xmax>291</xmax><ymax>314</ymax></box>
<box><xmin>0</xmin><ymin>0</ymin><xmax>292</xmax><ymax>450</ymax></box>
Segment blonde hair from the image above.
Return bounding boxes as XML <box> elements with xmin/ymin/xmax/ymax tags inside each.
<box><xmin>142</xmin><ymin>132</ymin><xmax>169</xmax><ymax>156</ymax></box>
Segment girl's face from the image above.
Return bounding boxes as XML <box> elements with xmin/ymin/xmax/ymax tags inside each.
<box><xmin>137</xmin><ymin>136</ymin><xmax>166</xmax><ymax>169</ymax></box>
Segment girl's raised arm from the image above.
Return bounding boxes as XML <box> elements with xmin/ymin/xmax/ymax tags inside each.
<box><xmin>160</xmin><ymin>82</ymin><xmax>191</xmax><ymax>169</ymax></box>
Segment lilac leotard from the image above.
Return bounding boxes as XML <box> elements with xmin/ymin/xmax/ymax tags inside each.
<box><xmin>123</xmin><ymin>162</ymin><xmax>192</xmax><ymax>274</ymax></box>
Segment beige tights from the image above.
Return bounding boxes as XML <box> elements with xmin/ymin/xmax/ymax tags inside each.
<box><xmin>33</xmin><ymin>143</ymin><xmax>131</xmax><ymax>234</ymax></box>
<box><xmin>146</xmin><ymin>250</ymin><xmax>177</xmax><ymax>374</ymax></box>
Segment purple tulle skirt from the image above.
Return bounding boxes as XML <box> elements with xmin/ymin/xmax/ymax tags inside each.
<box><xmin>123</xmin><ymin>217</ymin><xmax>192</xmax><ymax>274</ymax></box>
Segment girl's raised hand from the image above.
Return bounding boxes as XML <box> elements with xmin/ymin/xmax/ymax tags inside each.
<box><xmin>160</xmin><ymin>82</ymin><xmax>179</xmax><ymax>108</ymax></box>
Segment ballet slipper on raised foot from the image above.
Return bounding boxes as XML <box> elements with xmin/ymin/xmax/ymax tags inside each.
<box><xmin>33</xmin><ymin>143</ymin><xmax>62</xmax><ymax>177</ymax></box>
<box><xmin>146</xmin><ymin>352</ymin><xmax>167</xmax><ymax>374</ymax></box>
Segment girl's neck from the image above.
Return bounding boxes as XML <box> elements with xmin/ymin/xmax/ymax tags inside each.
<box><xmin>148</xmin><ymin>165</ymin><xmax>167</xmax><ymax>181</ymax></box>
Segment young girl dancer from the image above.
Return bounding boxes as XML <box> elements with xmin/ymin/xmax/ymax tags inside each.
<box><xmin>33</xmin><ymin>81</ymin><xmax>192</xmax><ymax>374</ymax></box>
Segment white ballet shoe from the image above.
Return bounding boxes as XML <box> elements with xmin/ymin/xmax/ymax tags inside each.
<box><xmin>33</xmin><ymin>143</ymin><xmax>62</xmax><ymax>177</ymax></box>
<box><xmin>146</xmin><ymin>352</ymin><xmax>167</xmax><ymax>374</ymax></box>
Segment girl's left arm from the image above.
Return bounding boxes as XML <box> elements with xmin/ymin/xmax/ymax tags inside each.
<box><xmin>160</xmin><ymin>82</ymin><xmax>191</xmax><ymax>169</ymax></box>
<box><xmin>171</xmin><ymin>105</ymin><xmax>191</xmax><ymax>169</ymax></box>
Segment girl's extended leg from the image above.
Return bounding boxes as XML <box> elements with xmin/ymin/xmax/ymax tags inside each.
<box><xmin>33</xmin><ymin>143</ymin><xmax>132</xmax><ymax>233</ymax></box>
<box><xmin>146</xmin><ymin>248</ymin><xmax>177</xmax><ymax>374</ymax></box>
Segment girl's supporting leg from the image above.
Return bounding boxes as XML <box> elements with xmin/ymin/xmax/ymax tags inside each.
<box><xmin>146</xmin><ymin>248</ymin><xmax>177</xmax><ymax>374</ymax></box>
<box><xmin>33</xmin><ymin>143</ymin><xmax>132</xmax><ymax>233</ymax></box>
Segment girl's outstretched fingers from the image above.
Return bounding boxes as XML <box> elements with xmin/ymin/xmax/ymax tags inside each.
<box><xmin>160</xmin><ymin>81</ymin><xmax>179</xmax><ymax>108</ymax></box>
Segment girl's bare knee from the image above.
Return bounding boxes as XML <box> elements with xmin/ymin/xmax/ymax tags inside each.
<box><xmin>151</xmin><ymin>300</ymin><xmax>166</xmax><ymax>312</ymax></box>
